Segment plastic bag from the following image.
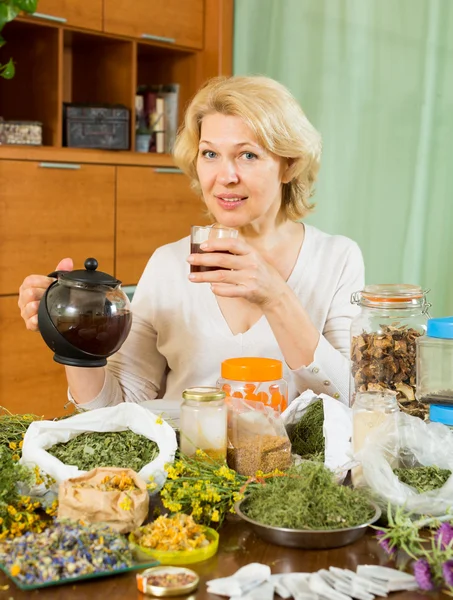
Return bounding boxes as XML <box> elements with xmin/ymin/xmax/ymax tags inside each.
<box><xmin>226</xmin><ymin>398</ymin><xmax>291</xmax><ymax>476</ymax></box>
<box><xmin>58</xmin><ymin>467</ymin><xmax>149</xmax><ymax>533</ymax></box>
<box><xmin>21</xmin><ymin>403</ymin><xmax>177</xmax><ymax>493</ymax></box>
<box><xmin>281</xmin><ymin>390</ymin><xmax>352</xmax><ymax>478</ymax></box>
<box><xmin>356</xmin><ymin>411</ymin><xmax>453</xmax><ymax>515</ymax></box>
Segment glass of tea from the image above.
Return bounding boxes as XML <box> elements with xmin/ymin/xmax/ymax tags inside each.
<box><xmin>190</xmin><ymin>225</ymin><xmax>238</xmax><ymax>273</ymax></box>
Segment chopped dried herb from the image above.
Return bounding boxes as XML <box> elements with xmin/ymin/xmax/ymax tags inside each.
<box><xmin>351</xmin><ymin>325</ymin><xmax>428</xmax><ymax>419</ymax></box>
<box><xmin>241</xmin><ymin>461</ymin><xmax>375</xmax><ymax>530</ymax></box>
<box><xmin>47</xmin><ymin>430</ymin><xmax>159</xmax><ymax>472</ymax></box>
<box><xmin>393</xmin><ymin>465</ymin><xmax>451</xmax><ymax>493</ymax></box>
<box><xmin>288</xmin><ymin>399</ymin><xmax>325</xmax><ymax>461</ymax></box>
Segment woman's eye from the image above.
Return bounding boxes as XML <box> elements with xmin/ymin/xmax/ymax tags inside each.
<box><xmin>242</xmin><ymin>151</ymin><xmax>258</xmax><ymax>160</ymax></box>
<box><xmin>201</xmin><ymin>150</ymin><xmax>217</xmax><ymax>159</ymax></box>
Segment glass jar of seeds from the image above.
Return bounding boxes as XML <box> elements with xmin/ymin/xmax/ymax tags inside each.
<box><xmin>350</xmin><ymin>284</ymin><xmax>430</xmax><ymax>419</ymax></box>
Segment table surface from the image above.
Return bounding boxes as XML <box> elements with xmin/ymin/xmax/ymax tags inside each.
<box><xmin>0</xmin><ymin>517</ymin><xmax>449</xmax><ymax>600</ymax></box>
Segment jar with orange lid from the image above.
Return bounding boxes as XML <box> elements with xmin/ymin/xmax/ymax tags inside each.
<box><xmin>217</xmin><ymin>357</ymin><xmax>288</xmax><ymax>412</ymax></box>
<box><xmin>350</xmin><ymin>284</ymin><xmax>430</xmax><ymax>412</ymax></box>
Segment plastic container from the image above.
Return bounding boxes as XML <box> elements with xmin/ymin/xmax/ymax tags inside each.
<box><xmin>130</xmin><ymin>527</ymin><xmax>219</xmax><ymax>565</ymax></box>
<box><xmin>416</xmin><ymin>317</ymin><xmax>453</xmax><ymax>407</ymax></box>
<box><xmin>350</xmin><ymin>284</ymin><xmax>430</xmax><ymax>411</ymax></box>
<box><xmin>179</xmin><ymin>387</ymin><xmax>227</xmax><ymax>461</ymax></box>
<box><xmin>428</xmin><ymin>404</ymin><xmax>453</xmax><ymax>429</ymax></box>
<box><xmin>217</xmin><ymin>357</ymin><xmax>288</xmax><ymax>412</ymax></box>
<box><xmin>352</xmin><ymin>389</ymin><xmax>399</xmax><ymax>486</ymax></box>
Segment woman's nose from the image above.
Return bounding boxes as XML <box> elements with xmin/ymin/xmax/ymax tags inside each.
<box><xmin>216</xmin><ymin>159</ymin><xmax>239</xmax><ymax>185</ymax></box>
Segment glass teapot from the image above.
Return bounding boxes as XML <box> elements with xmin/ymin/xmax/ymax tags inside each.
<box><xmin>38</xmin><ymin>258</ymin><xmax>132</xmax><ymax>367</ymax></box>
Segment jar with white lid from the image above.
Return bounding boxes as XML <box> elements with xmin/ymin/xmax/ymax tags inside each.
<box><xmin>179</xmin><ymin>387</ymin><xmax>227</xmax><ymax>461</ymax></box>
<box><xmin>350</xmin><ymin>284</ymin><xmax>430</xmax><ymax>418</ymax></box>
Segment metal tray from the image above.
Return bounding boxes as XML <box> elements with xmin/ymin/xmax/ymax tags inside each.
<box><xmin>234</xmin><ymin>500</ymin><xmax>381</xmax><ymax>549</ymax></box>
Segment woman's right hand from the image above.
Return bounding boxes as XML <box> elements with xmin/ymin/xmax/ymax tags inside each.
<box><xmin>18</xmin><ymin>258</ymin><xmax>74</xmax><ymax>331</ymax></box>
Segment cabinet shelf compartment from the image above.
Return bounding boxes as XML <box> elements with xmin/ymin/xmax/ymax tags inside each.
<box><xmin>63</xmin><ymin>30</ymin><xmax>134</xmax><ymax>148</ymax></box>
<box><xmin>0</xmin><ymin>20</ymin><xmax>60</xmax><ymax>146</ymax></box>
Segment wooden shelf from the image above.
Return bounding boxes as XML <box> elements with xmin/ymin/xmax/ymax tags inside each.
<box><xmin>0</xmin><ymin>145</ymin><xmax>179</xmax><ymax>167</ymax></box>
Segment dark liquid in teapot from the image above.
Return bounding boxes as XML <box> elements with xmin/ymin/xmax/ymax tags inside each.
<box><xmin>190</xmin><ymin>243</ymin><xmax>232</xmax><ymax>273</ymax></box>
<box><xmin>57</xmin><ymin>312</ymin><xmax>132</xmax><ymax>356</ymax></box>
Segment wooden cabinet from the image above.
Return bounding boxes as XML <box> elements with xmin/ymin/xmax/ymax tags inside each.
<box><xmin>116</xmin><ymin>166</ymin><xmax>210</xmax><ymax>285</ymax></box>
<box><xmin>104</xmin><ymin>0</ymin><xmax>204</xmax><ymax>49</ymax></box>
<box><xmin>29</xmin><ymin>0</ymin><xmax>103</xmax><ymax>31</ymax></box>
<box><xmin>0</xmin><ymin>296</ymin><xmax>74</xmax><ymax>418</ymax></box>
<box><xmin>0</xmin><ymin>161</ymin><xmax>115</xmax><ymax>295</ymax></box>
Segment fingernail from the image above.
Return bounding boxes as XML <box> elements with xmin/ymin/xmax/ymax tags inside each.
<box><xmin>188</xmin><ymin>274</ymin><xmax>197</xmax><ymax>280</ymax></box>
<box><xmin>187</xmin><ymin>255</ymin><xmax>194</xmax><ymax>263</ymax></box>
<box><xmin>200</xmin><ymin>243</ymin><xmax>208</xmax><ymax>250</ymax></box>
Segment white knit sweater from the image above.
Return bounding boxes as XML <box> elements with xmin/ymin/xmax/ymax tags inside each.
<box><xmin>75</xmin><ymin>224</ymin><xmax>364</xmax><ymax>409</ymax></box>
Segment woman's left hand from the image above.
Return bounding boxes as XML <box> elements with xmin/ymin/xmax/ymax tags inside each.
<box><xmin>187</xmin><ymin>237</ymin><xmax>286</xmax><ymax>307</ymax></box>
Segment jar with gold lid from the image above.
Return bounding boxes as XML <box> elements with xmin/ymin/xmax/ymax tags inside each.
<box><xmin>350</xmin><ymin>284</ymin><xmax>430</xmax><ymax>418</ymax></box>
<box><xmin>179</xmin><ymin>387</ymin><xmax>227</xmax><ymax>461</ymax></box>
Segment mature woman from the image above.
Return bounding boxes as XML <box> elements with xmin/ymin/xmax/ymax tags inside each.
<box><xmin>18</xmin><ymin>75</ymin><xmax>364</xmax><ymax>409</ymax></box>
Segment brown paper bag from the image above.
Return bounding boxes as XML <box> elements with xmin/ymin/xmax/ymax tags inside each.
<box><xmin>58</xmin><ymin>467</ymin><xmax>149</xmax><ymax>533</ymax></box>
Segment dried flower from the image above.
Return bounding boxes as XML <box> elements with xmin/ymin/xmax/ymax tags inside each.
<box><xmin>414</xmin><ymin>559</ymin><xmax>434</xmax><ymax>590</ymax></box>
<box><xmin>436</xmin><ymin>523</ymin><xmax>453</xmax><ymax>549</ymax></box>
<box><xmin>443</xmin><ymin>561</ymin><xmax>453</xmax><ymax>588</ymax></box>
<box><xmin>376</xmin><ymin>529</ymin><xmax>396</xmax><ymax>556</ymax></box>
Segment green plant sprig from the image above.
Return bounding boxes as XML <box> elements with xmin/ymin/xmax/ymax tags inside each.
<box><xmin>0</xmin><ymin>0</ymin><xmax>38</xmax><ymax>78</ymax></box>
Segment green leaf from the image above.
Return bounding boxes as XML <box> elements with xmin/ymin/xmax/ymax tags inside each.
<box><xmin>0</xmin><ymin>3</ymin><xmax>20</xmax><ymax>26</ymax></box>
<box><xmin>15</xmin><ymin>0</ymin><xmax>38</xmax><ymax>14</ymax></box>
<box><xmin>0</xmin><ymin>34</ymin><xmax>5</xmax><ymax>48</ymax></box>
<box><xmin>0</xmin><ymin>58</ymin><xmax>15</xmax><ymax>79</ymax></box>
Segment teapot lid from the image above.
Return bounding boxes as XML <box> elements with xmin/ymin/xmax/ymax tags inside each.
<box><xmin>60</xmin><ymin>258</ymin><xmax>120</xmax><ymax>287</ymax></box>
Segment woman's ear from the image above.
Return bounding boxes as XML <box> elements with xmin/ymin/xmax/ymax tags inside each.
<box><xmin>281</xmin><ymin>158</ymin><xmax>295</xmax><ymax>184</ymax></box>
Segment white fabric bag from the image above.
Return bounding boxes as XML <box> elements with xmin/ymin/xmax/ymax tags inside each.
<box><xmin>21</xmin><ymin>403</ymin><xmax>177</xmax><ymax>492</ymax></box>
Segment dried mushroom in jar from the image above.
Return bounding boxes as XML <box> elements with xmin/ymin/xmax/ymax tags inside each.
<box><xmin>351</xmin><ymin>325</ymin><xmax>428</xmax><ymax>420</ymax></box>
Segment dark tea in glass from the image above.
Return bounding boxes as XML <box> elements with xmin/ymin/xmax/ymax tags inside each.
<box><xmin>190</xmin><ymin>225</ymin><xmax>238</xmax><ymax>273</ymax></box>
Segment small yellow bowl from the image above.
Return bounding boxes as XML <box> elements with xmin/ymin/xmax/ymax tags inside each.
<box><xmin>129</xmin><ymin>527</ymin><xmax>219</xmax><ymax>565</ymax></box>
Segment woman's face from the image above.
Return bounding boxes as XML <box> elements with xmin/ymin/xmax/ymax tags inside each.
<box><xmin>196</xmin><ymin>113</ymin><xmax>290</xmax><ymax>229</ymax></box>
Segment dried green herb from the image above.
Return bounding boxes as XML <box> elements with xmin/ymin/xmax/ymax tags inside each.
<box><xmin>393</xmin><ymin>465</ymin><xmax>451</xmax><ymax>493</ymax></box>
<box><xmin>288</xmin><ymin>399</ymin><xmax>325</xmax><ymax>460</ymax></box>
<box><xmin>0</xmin><ymin>406</ymin><xmax>43</xmax><ymax>458</ymax></box>
<box><xmin>242</xmin><ymin>461</ymin><xmax>374</xmax><ymax>530</ymax></box>
<box><xmin>47</xmin><ymin>430</ymin><xmax>159</xmax><ymax>472</ymax></box>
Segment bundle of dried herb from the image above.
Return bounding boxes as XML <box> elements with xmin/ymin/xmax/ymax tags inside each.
<box><xmin>241</xmin><ymin>461</ymin><xmax>374</xmax><ymax>530</ymax></box>
<box><xmin>0</xmin><ymin>407</ymin><xmax>42</xmax><ymax>459</ymax></box>
<box><xmin>393</xmin><ymin>465</ymin><xmax>452</xmax><ymax>494</ymax></box>
<box><xmin>47</xmin><ymin>430</ymin><xmax>159</xmax><ymax>472</ymax></box>
<box><xmin>351</xmin><ymin>325</ymin><xmax>428</xmax><ymax>419</ymax></box>
<box><xmin>288</xmin><ymin>399</ymin><xmax>325</xmax><ymax>461</ymax></box>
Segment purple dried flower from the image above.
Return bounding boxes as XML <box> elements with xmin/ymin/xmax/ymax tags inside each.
<box><xmin>413</xmin><ymin>559</ymin><xmax>434</xmax><ymax>591</ymax></box>
<box><xmin>436</xmin><ymin>523</ymin><xmax>453</xmax><ymax>549</ymax></box>
<box><xmin>376</xmin><ymin>530</ymin><xmax>396</xmax><ymax>556</ymax></box>
<box><xmin>442</xmin><ymin>560</ymin><xmax>453</xmax><ymax>588</ymax></box>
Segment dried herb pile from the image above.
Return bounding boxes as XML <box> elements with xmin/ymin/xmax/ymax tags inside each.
<box><xmin>351</xmin><ymin>325</ymin><xmax>428</xmax><ymax>419</ymax></box>
<box><xmin>0</xmin><ymin>407</ymin><xmax>42</xmax><ymax>459</ymax></box>
<box><xmin>288</xmin><ymin>399</ymin><xmax>325</xmax><ymax>461</ymax></box>
<box><xmin>0</xmin><ymin>520</ymin><xmax>133</xmax><ymax>585</ymax></box>
<box><xmin>393</xmin><ymin>465</ymin><xmax>452</xmax><ymax>493</ymax></box>
<box><xmin>47</xmin><ymin>430</ymin><xmax>159</xmax><ymax>472</ymax></box>
<box><xmin>241</xmin><ymin>461</ymin><xmax>374</xmax><ymax>530</ymax></box>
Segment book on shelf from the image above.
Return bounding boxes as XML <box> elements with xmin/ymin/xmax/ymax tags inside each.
<box><xmin>136</xmin><ymin>83</ymin><xmax>179</xmax><ymax>154</ymax></box>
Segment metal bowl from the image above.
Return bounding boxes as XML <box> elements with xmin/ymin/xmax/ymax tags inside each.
<box><xmin>234</xmin><ymin>500</ymin><xmax>381</xmax><ymax>549</ymax></box>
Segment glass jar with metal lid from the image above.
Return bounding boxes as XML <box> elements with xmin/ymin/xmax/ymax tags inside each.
<box><xmin>350</xmin><ymin>284</ymin><xmax>430</xmax><ymax>418</ymax></box>
<box><xmin>179</xmin><ymin>387</ymin><xmax>227</xmax><ymax>461</ymax></box>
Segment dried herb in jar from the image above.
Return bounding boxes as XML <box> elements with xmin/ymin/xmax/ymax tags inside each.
<box><xmin>241</xmin><ymin>461</ymin><xmax>374</xmax><ymax>530</ymax></box>
<box><xmin>393</xmin><ymin>465</ymin><xmax>451</xmax><ymax>493</ymax></box>
<box><xmin>351</xmin><ymin>325</ymin><xmax>428</xmax><ymax>419</ymax></box>
<box><xmin>47</xmin><ymin>430</ymin><xmax>159</xmax><ymax>471</ymax></box>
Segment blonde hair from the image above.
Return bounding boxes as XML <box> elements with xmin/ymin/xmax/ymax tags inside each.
<box><xmin>173</xmin><ymin>75</ymin><xmax>322</xmax><ymax>220</ymax></box>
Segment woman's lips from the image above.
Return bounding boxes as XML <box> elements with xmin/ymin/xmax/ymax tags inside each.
<box><xmin>216</xmin><ymin>195</ymin><xmax>247</xmax><ymax>210</ymax></box>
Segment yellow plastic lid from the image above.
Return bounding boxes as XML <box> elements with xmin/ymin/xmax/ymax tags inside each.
<box><xmin>221</xmin><ymin>357</ymin><xmax>283</xmax><ymax>382</ymax></box>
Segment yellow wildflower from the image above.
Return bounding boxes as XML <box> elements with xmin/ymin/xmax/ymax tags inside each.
<box><xmin>10</xmin><ymin>564</ymin><xmax>20</xmax><ymax>577</ymax></box>
<box><xmin>8</xmin><ymin>442</ymin><xmax>17</xmax><ymax>450</ymax></box>
<box><xmin>119</xmin><ymin>496</ymin><xmax>132</xmax><ymax>511</ymax></box>
<box><xmin>211</xmin><ymin>509</ymin><xmax>220</xmax><ymax>522</ymax></box>
<box><xmin>7</xmin><ymin>506</ymin><xmax>17</xmax><ymax>516</ymax></box>
<box><xmin>155</xmin><ymin>416</ymin><xmax>163</xmax><ymax>425</ymax></box>
<box><xmin>19</xmin><ymin>440</ymin><xmax>24</xmax><ymax>448</ymax></box>
<box><xmin>11</xmin><ymin>454</ymin><xmax>20</xmax><ymax>461</ymax></box>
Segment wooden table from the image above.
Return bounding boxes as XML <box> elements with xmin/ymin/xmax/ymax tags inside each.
<box><xmin>0</xmin><ymin>517</ymin><xmax>449</xmax><ymax>600</ymax></box>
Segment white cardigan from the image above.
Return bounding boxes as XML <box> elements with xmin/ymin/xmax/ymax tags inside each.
<box><xmin>74</xmin><ymin>224</ymin><xmax>364</xmax><ymax>409</ymax></box>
